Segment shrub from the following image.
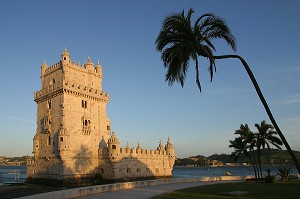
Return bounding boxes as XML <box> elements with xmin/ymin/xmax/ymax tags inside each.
<box><xmin>277</xmin><ymin>167</ymin><xmax>291</xmax><ymax>181</ymax></box>
<box><xmin>265</xmin><ymin>169</ymin><xmax>275</xmax><ymax>183</ymax></box>
<box><xmin>25</xmin><ymin>176</ymin><xmax>33</xmax><ymax>183</ymax></box>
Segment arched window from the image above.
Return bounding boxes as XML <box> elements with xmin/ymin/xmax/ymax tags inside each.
<box><xmin>47</xmin><ymin>136</ymin><xmax>51</xmax><ymax>145</ymax></box>
<box><xmin>47</xmin><ymin>100</ymin><xmax>52</xmax><ymax>109</ymax></box>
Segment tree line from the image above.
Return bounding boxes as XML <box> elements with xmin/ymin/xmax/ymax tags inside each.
<box><xmin>175</xmin><ymin>149</ymin><xmax>299</xmax><ymax>167</ymax></box>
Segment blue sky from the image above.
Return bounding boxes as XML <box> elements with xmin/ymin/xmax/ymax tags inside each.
<box><xmin>0</xmin><ymin>0</ymin><xmax>299</xmax><ymax>158</ymax></box>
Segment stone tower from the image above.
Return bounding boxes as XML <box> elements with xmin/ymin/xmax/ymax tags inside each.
<box><xmin>27</xmin><ymin>49</ymin><xmax>111</xmax><ymax>183</ymax></box>
<box><xmin>27</xmin><ymin>49</ymin><xmax>175</xmax><ymax>184</ymax></box>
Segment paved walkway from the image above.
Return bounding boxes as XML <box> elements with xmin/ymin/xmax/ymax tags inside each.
<box><xmin>77</xmin><ymin>181</ymin><xmax>230</xmax><ymax>199</ymax></box>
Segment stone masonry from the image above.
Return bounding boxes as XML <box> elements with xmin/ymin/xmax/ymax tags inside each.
<box><xmin>26</xmin><ymin>49</ymin><xmax>175</xmax><ymax>184</ymax></box>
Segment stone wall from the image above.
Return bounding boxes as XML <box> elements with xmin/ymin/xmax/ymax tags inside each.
<box><xmin>18</xmin><ymin>176</ymin><xmax>255</xmax><ymax>199</ymax></box>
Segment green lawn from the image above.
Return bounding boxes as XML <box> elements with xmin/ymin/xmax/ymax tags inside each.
<box><xmin>153</xmin><ymin>181</ymin><xmax>300</xmax><ymax>199</ymax></box>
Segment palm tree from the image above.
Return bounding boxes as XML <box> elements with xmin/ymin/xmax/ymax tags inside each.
<box><xmin>255</xmin><ymin>120</ymin><xmax>283</xmax><ymax>178</ymax></box>
<box><xmin>155</xmin><ymin>8</ymin><xmax>300</xmax><ymax>173</ymax></box>
<box><xmin>231</xmin><ymin>124</ymin><xmax>259</xmax><ymax>181</ymax></box>
<box><xmin>255</xmin><ymin>120</ymin><xmax>283</xmax><ymax>151</ymax></box>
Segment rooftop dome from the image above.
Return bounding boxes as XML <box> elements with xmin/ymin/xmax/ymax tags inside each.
<box><xmin>165</xmin><ymin>137</ymin><xmax>174</xmax><ymax>149</ymax></box>
<box><xmin>62</xmin><ymin>48</ymin><xmax>69</xmax><ymax>56</ymax></box>
<box><xmin>85</xmin><ymin>57</ymin><xmax>95</xmax><ymax>71</ymax></box>
<box><xmin>108</xmin><ymin>132</ymin><xmax>119</xmax><ymax>143</ymax></box>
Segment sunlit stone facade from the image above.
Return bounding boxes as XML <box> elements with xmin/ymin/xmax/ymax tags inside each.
<box><xmin>26</xmin><ymin>49</ymin><xmax>175</xmax><ymax>184</ymax></box>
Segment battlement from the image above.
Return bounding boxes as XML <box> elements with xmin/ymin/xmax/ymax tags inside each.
<box><xmin>67</xmin><ymin>60</ymin><xmax>102</xmax><ymax>76</ymax></box>
<box><xmin>63</xmin><ymin>80</ymin><xmax>109</xmax><ymax>101</ymax></box>
<box><xmin>27</xmin><ymin>158</ymin><xmax>35</xmax><ymax>165</ymax></box>
<box><xmin>34</xmin><ymin>80</ymin><xmax>109</xmax><ymax>102</ymax></box>
<box><xmin>42</xmin><ymin>50</ymin><xmax>102</xmax><ymax>81</ymax></box>
<box><xmin>44</xmin><ymin>61</ymin><xmax>62</xmax><ymax>75</ymax></box>
<box><xmin>104</xmin><ymin>133</ymin><xmax>175</xmax><ymax>163</ymax></box>
<box><xmin>34</xmin><ymin>82</ymin><xmax>63</xmax><ymax>101</ymax></box>
<box><xmin>118</xmin><ymin>147</ymin><xmax>167</xmax><ymax>157</ymax></box>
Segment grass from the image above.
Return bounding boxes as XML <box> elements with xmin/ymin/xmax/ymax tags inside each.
<box><xmin>153</xmin><ymin>180</ymin><xmax>300</xmax><ymax>199</ymax></box>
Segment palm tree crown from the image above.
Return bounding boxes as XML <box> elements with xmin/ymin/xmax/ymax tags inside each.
<box><xmin>255</xmin><ymin>120</ymin><xmax>283</xmax><ymax>150</ymax></box>
<box><xmin>155</xmin><ymin>8</ymin><xmax>236</xmax><ymax>91</ymax></box>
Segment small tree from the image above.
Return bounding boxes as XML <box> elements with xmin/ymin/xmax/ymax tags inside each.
<box><xmin>229</xmin><ymin>124</ymin><xmax>259</xmax><ymax>181</ymax></box>
<box><xmin>277</xmin><ymin>167</ymin><xmax>291</xmax><ymax>181</ymax></box>
<box><xmin>255</xmin><ymin>120</ymin><xmax>283</xmax><ymax>179</ymax></box>
<box><xmin>230</xmin><ymin>121</ymin><xmax>283</xmax><ymax>182</ymax></box>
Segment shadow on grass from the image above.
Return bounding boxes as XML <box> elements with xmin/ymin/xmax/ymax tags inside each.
<box><xmin>153</xmin><ymin>181</ymin><xmax>300</xmax><ymax>199</ymax></box>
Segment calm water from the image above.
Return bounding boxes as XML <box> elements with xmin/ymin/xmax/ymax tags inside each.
<box><xmin>0</xmin><ymin>166</ymin><xmax>26</xmax><ymax>185</ymax></box>
<box><xmin>172</xmin><ymin>165</ymin><xmax>298</xmax><ymax>178</ymax></box>
<box><xmin>0</xmin><ymin>165</ymin><xmax>298</xmax><ymax>185</ymax></box>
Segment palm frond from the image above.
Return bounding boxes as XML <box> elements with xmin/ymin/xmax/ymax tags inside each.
<box><xmin>155</xmin><ymin>8</ymin><xmax>237</xmax><ymax>92</ymax></box>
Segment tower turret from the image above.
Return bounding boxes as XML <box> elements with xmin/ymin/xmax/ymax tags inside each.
<box><xmin>98</xmin><ymin>136</ymin><xmax>108</xmax><ymax>157</ymax></box>
<box><xmin>107</xmin><ymin>132</ymin><xmax>120</xmax><ymax>162</ymax></box>
<box><xmin>165</xmin><ymin>137</ymin><xmax>175</xmax><ymax>156</ymax></box>
<box><xmin>61</xmin><ymin>48</ymin><xmax>70</xmax><ymax>66</ymax></box>
<box><xmin>41</xmin><ymin>60</ymin><xmax>47</xmax><ymax>88</ymax></box>
<box><xmin>96</xmin><ymin>61</ymin><xmax>102</xmax><ymax>76</ymax></box>
<box><xmin>165</xmin><ymin>137</ymin><xmax>175</xmax><ymax>167</ymax></box>
<box><xmin>33</xmin><ymin>134</ymin><xmax>40</xmax><ymax>158</ymax></box>
<box><xmin>41</xmin><ymin>60</ymin><xmax>47</xmax><ymax>76</ymax></box>
<box><xmin>58</xmin><ymin>128</ymin><xmax>69</xmax><ymax>160</ymax></box>
<box><xmin>157</xmin><ymin>140</ymin><xmax>164</xmax><ymax>151</ymax></box>
<box><xmin>85</xmin><ymin>57</ymin><xmax>95</xmax><ymax>72</ymax></box>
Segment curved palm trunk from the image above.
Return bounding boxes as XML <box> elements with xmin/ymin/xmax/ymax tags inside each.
<box><xmin>257</xmin><ymin>148</ymin><xmax>263</xmax><ymax>181</ymax></box>
<box><xmin>250</xmin><ymin>148</ymin><xmax>259</xmax><ymax>182</ymax></box>
<box><xmin>213</xmin><ymin>54</ymin><xmax>300</xmax><ymax>174</ymax></box>
<box><xmin>247</xmin><ymin>151</ymin><xmax>258</xmax><ymax>182</ymax></box>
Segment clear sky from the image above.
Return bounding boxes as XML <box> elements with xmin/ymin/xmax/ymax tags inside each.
<box><xmin>0</xmin><ymin>0</ymin><xmax>299</xmax><ymax>158</ymax></box>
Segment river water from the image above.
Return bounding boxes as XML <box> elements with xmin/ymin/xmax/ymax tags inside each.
<box><xmin>0</xmin><ymin>165</ymin><xmax>297</xmax><ymax>185</ymax></box>
<box><xmin>0</xmin><ymin>166</ymin><xmax>26</xmax><ymax>185</ymax></box>
<box><xmin>172</xmin><ymin>165</ymin><xmax>297</xmax><ymax>178</ymax></box>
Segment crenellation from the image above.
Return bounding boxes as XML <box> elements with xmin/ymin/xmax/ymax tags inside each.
<box><xmin>116</xmin><ymin>147</ymin><xmax>167</xmax><ymax>157</ymax></box>
<box><xmin>45</xmin><ymin>62</ymin><xmax>62</xmax><ymax>74</ymax></box>
<box><xmin>34</xmin><ymin>80</ymin><xmax>109</xmax><ymax>103</ymax></box>
<box><xmin>27</xmin><ymin>49</ymin><xmax>175</xmax><ymax>184</ymax></box>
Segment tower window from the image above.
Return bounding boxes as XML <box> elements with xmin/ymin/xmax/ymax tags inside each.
<box><xmin>83</xmin><ymin>119</ymin><xmax>90</xmax><ymax>127</ymax></box>
<box><xmin>107</xmin><ymin>125</ymin><xmax>110</xmax><ymax>131</ymax></box>
<box><xmin>60</xmin><ymin>137</ymin><xmax>64</xmax><ymax>141</ymax></box>
<box><xmin>47</xmin><ymin>136</ymin><xmax>51</xmax><ymax>146</ymax></box>
<box><xmin>64</xmin><ymin>57</ymin><xmax>66</xmax><ymax>60</ymax></box>
<box><xmin>44</xmin><ymin>117</ymin><xmax>51</xmax><ymax>125</ymax></box>
<box><xmin>82</xmin><ymin>100</ymin><xmax>87</xmax><ymax>108</ymax></box>
<box><xmin>47</xmin><ymin>100</ymin><xmax>52</xmax><ymax>109</ymax></box>
<box><xmin>112</xmin><ymin>145</ymin><xmax>116</xmax><ymax>149</ymax></box>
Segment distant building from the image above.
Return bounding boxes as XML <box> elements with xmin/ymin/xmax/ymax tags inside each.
<box><xmin>27</xmin><ymin>49</ymin><xmax>175</xmax><ymax>184</ymax></box>
<box><xmin>0</xmin><ymin>161</ymin><xmax>21</xmax><ymax>166</ymax></box>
